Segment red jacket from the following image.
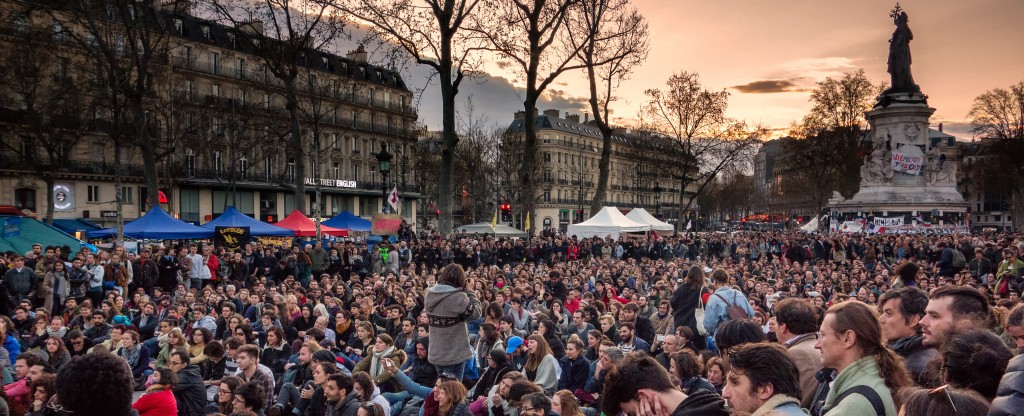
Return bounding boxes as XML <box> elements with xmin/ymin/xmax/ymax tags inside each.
<box><xmin>132</xmin><ymin>388</ymin><xmax>178</xmax><ymax>416</ymax></box>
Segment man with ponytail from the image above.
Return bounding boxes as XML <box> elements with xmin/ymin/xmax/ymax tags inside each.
<box><xmin>813</xmin><ymin>301</ymin><xmax>910</xmax><ymax>416</ymax></box>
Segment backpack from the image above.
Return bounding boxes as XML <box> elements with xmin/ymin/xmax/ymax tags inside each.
<box><xmin>714</xmin><ymin>292</ymin><xmax>749</xmax><ymax>320</ymax></box>
<box><xmin>951</xmin><ymin>249</ymin><xmax>966</xmax><ymax>269</ymax></box>
<box><xmin>811</xmin><ymin>385</ymin><xmax>885</xmax><ymax>416</ymax></box>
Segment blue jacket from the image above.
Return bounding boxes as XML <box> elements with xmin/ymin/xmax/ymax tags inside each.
<box><xmin>703</xmin><ymin>287</ymin><xmax>755</xmax><ymax>336</ymax></box>
<box><xmin>3</xmin><ymin>335</ymin><xmax>20</xmax><ymax>367</ymax></box>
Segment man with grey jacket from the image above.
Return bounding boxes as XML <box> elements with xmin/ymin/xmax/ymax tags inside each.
<box><xmin>425</xmin><ymin>263</ymin><xmax>481</xmax><ymax>380</ymax></box>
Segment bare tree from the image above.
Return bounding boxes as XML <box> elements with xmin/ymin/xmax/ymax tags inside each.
<box><xmin>38</xmin><ymin>0</ymin><xmax>186</xmax><ymax>237</ymax></box>
<box><xmin>201</xmin><ymin>0</ymin><xmax>348</xmax><ymax>214</ymax></box>
<box><xmin>967</xmin><ymin>80</ymin><xmax>1024</xmax><ymax>229</ymax></box>
<box><xmin>773</xmin><ymin>70</ymin><xmax>881</xmax><ymax>217</ymax></box>
<box><xmin>472</xmin><ymin>0</ymin><xmax>590</xmax><ymax>234</ymax></box>
<box><xmin>638</xmin><ymin>71</ymin><xmax>766</xmax><ymax>227</ymax></box>
<box><xmin>335</xmin><ymin>0</ymin><xmax>484</xmax><ymax>233</ymax></box>
<box><xmin>565</xmin><ymin>0</ymin><xmax>649</xmax><ymax>215</ymax></box>
<box><xmin>0</xmin><ymin>19</ymin><xmax>87</xmax><ymax>223</ymax></box>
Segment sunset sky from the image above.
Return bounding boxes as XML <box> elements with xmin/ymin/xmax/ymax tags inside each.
<box><xmin>412</xmin><ymin>0</ymin><xmax>1024</xmax><ymax>140</ymax></box>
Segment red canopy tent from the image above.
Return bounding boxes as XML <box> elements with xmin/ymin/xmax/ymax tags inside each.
<box><xmin>275</xmin><ymin>210</ymin><xmax>348</xmax><ymax>237</ymax></box>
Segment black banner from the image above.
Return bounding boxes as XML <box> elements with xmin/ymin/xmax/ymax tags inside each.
<box><xmin>214</xmin><ymin>226</ymin><xmax>250</xmax><ymax>250</ymax></box>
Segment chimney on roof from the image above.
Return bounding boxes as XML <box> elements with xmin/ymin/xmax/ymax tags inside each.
<box><xmin>237</xmin><ymin>20</ymin><xmax>263</xmax><ymax>36</ymax></box>
<box><xmin>584</xmin><ymin>112</ymin><xmax>589</xmax><ymax>123</ymax></box>
<box><xmin>565</xmin><ymin>113</ymin><xmax>579</xmax><ymax>123</ymax></box>
<box><xmin>346</xmin><ymin>46</ymin><xmax>368</xmax><ymax>63</ymax></box>
<box><xmin>939</xmin><ymin>122</ymin><xmax>943</xmax><ymax>133</ymax></box>
<box><xmin>514</xmin><ymin>110</ymin><xmax>526</xmax><ymax>120</ymax></box>
<box><xmin>157</xmin><ymin>0</ymin><xmax>192</xmax><ymax>13</ymax></box>
<box><xmin>543</xmin><ymin>109</ymin><xmax>559</xmax><ymax>118</ymax></box>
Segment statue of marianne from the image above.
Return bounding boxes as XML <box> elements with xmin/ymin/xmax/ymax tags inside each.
<box><xmin>886</xmin><ymin>9</ymin><xmax>920</xmax><ymax>94</ymax></box>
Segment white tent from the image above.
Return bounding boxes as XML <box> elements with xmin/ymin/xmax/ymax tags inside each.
<box><xmin>567</xmin><ymin>206</ymin><xmax>652</xmax><ymax>239</ymax></box>
<box><xmin>625</xmin><ymin>208</ymin><xmax>675</xmax><ymax>232</ymax></box>
<box><xmin>799</xmin><ymin>216</ymin><xmax>819</xmax><ymax>233</ymax></box>
<box><xmin>454</xmin><ymin>222</ymin><xmax>529</xmax><ymax>238</ymax></box>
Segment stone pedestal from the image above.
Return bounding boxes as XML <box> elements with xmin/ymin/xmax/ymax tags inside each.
<box><xmin>829</xmin><ymin>92</ymin><xmax>968</xmax><ymax>232</ymax></box>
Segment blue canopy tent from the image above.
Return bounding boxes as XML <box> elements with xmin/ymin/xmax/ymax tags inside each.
<box><xmin>201</xmin><ymin>207</ymin><xmax>294</xmax><ymax>236</ymax></box>
<box><xmin>51</xmin><ymin>218</ymin><xmax>102</xmax><ymax>235</ymax></box>
<box><xmin>86</xmin><ymin>206</ymin><xmax>215</xmax><ymax>239</ymax></box>
<box><xmin>0</xmin><ymin>215</ymin><xmax>87</xmax><ymax>254</ymax></box>
<box><xmin>321</xmin><ymin>211</ymin><xmax>371</xmax><ymax>232</ymax></box>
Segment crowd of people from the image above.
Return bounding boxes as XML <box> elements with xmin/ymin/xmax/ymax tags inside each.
<box><xmin>0</xmin><ymin>227</ymin><xmax>1023</xmax><ymax>416</ymax></box>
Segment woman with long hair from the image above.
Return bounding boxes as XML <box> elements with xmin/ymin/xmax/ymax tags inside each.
<box><xmin>475</xmin><ymin>322</ymin><xmax>503</xmax><ymax>373</ymax></box>
<box><xmin>154</xmin><ymin>328</ymin><xmax>185</xmax><ymax>367</ymax></box>
<box><xmin>584</xmin><ymin>330</ymin><xmax>605</xmax><ymax>362</ymax></box>
<box><xmin>347</xmin><ymin>321</ymin><xmax>377</xmax><ymax>359</ymax></box>
<box><xmin>469</xmin><ymin>349</ymin><xmax>514</xmax><ymax>402</ymax></box>
<box><xmin>261</xmin><ymin>327</ymin><xmax>289</xmax><ymax>379</ymax></box>
<box><xmin>132</xmin><ymin>367</ymin><xmax>177</xmax><ymax>416</ymax></box>
<box><xmin>206</xmin><ymin>375</ymin><xmax>242</xmax><ymax>415</ymax></box>
<box><xmin>352</xmin><ymin>371</ymin><xmax>393</xmax><ymax>415</ymax></box>
<box><xmin>426</xmin><ymin>377</ymin><xmax>471</xmax><ymax>416</ymax></box>
<box><xmin>537</xmin><ymin>320</ymin><xmax>565</xmax><ymax>360</ymax></box>
<box><xmin>41</xmin><ymin>335</ymin><xmax>71</xmax><ymax>372</ymax></box>
<box><xmin>187</xmin><ymin>327</ymin><xmax>212</xmax><ymax>364</ymax></box>
<box><xmin>43</xmin><ymin>260</ymin><xmax>71</xmax><ymax>315</ymax></box>
<box><xmin>293</xmin><ymin>303</ymin><xmax>316</xmax><ymax>338</ymax></box>
<box><xmin>524</xmin><ymin>335</ymin><xmax>559</xmax><ymax>395</ymax></box>
<box><xmin>670</xmin><ymin>265</ymin><xmax>710</xmax><ymax>351</ymax></box>
<box><xmin>117</xmin><ymin>330</ymin><xmax>151</xmax><ymax>381</ymax></box>
<box><xmin>552</xmin><ymin>390</ymin><xmax>583</xmax><ymax>416</ymax></box>
<box><xmin>669</xmin><ymin>351</ymin><xmax>716</xmax><ymax>395</ymax></box>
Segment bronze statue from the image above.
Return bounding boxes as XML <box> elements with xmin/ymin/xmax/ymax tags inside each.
<box><xmin>886</xmin><ymin>6</ymin><xmax>920</xmax><ymax>94</ymax></box>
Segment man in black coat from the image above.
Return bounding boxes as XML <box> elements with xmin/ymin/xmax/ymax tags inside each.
<box><xmin>170</xmin><ymin>348</ymin><xmax>207</xmax><ymax>416</ymax></box>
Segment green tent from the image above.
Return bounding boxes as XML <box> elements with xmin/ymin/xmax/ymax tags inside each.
<box><xmin>0</xmin><ymin>215</ymin><xmax>85</xmax><ymax>255</ymax></box>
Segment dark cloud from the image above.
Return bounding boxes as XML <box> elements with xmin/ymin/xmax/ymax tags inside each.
<box><xmin>495</xmin><ymin>61</ymin><xmax>512</xmax><ymax>70</ymax></box>
<box><xmin>731</xmin><ymin>79</ymin><xmax>807</xmax><ymax>94</ymax></box>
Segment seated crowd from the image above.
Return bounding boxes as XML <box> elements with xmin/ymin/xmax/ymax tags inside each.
<box><xmin>0</xmin><ymin>230</ymin><xmax>1023</xmax><ymax>416</ymax></box>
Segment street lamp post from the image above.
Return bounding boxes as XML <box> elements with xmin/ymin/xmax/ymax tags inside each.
<box><xmin>376</xmin><ymin>144</ymin><xmax>392</xmax><ymax>214</ymax></box>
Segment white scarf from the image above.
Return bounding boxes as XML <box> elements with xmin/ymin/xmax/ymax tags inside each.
<box><xmin>369</xmin><ymin>346</ymin><xmax>396</xmax><ymax>378</ymax></box>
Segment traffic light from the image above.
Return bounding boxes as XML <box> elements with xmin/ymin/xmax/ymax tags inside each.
<box><xmin>500</xmin><ymin>203</ymin><xmax>511</xmax><ymax>222</ymax></box>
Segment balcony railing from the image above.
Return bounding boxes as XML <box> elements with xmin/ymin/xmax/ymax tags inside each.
<box><xmin>171</xmin><ymin>55</ymin><xmax>418</xmax><ymax>116</ymax></box>
<box><xmin>178</xmin><ymin>166</ymin><xmax>421</xmax><ymax>194</ymax></box>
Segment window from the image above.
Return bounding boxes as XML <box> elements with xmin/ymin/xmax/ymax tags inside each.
<box><xmin>120</xmin><ymin>186</ymin><xmax>134</xmax><ymax>204</ymax></box>
<box><xmin>214</xmin><ymin>151</ymin><xmax>223</xmax><ymax>176</ymax></box>
<box><xmin>11</xmin><ymin>13</ymin><xmax>27</xmax><ymax>35</ymax></box>
<box><xmin>332</xmin><ymin>162</ymin><xmax>340</xmax><ymax>180</ymax></box>
<box><xmin>179</xmin><ymin>189</ymin><xmax>200</xmax><ymax>223</ymax></box>
<box><xmin>543</xmin><ymin>191</ymin><xmax>551</xmax><ymax>203</ymax></box>
<box><xmin>264</xmin><ymin>93</ymin><xmax>271</xmax><ymax>109</ymax></box>
<box><xmin>211</xmin><ymin>84</ymin><xmax>220</xmax><ymax>97</ymax></box>
<box><xmin>87</xmin><ymin>185</ymin><xmax>101</xmax><ymax>203</ymax></box>
<box><xmin>174</xmin><ymin>18</ymin><xmax>183</xmax><ymax>35</ymax></box>
<box><xmin>52</xmin><ymin>20</ymin><xmax>65</xmax><ymax>41</ymax></box>
<box><xmin>13</xmin><ymin>188</ymin><xmax>35</xmax><ymax>212</ymax></box>
<box><xmin>238</xmin><ymin>156</ymin><xmax>248</xmax><ymax>178</ymax></box>
<box><xmin>201</xmin><ymin>25</ymin><xmax>210</xmax><ymax>39</ymax></box>
<box><xmin>236</xmin><ymin>58</ymin><xmax>245</xmax><ymax>78</ymax></box>
<box><xmin>185</xmin><ymin>79</ymin><xmax>194</xmax><ymax>100</ymax></box>
<box><xmin>352</xmin><ymin>165</ymin><xmax>359</xmax><ymax>181</ymax></box>
<box><xmin>332</xmin><ymin>134</ymin><xmax>339</xmax><ymax>150</ymax></box>
<box><xmin>264</xmin><ymin>155</ymin><xmax>273</xmax><ymax>181</ymax></box>
<box><xmin>185</xmin><ymin>149</ymin><xmax>196</xmax><ymax>176</ymax></box>
<box><xmin>286</xmin><ymin>159</ymin><xmax>295</xmax><ymax>183</ymax></box>
<box><xmin>210</xmin><ymin>52</ymin><xmax>219</xmax><ymax>74</ymax></box>
<box><xmin>227</xmin><ymin>32</ymin><xmax>237</xmax><ymax>48</ymax></box>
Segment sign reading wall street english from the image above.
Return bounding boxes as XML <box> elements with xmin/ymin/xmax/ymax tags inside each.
<box><xmin>304</xmin><ymin>177</ymin><xmax>357</xmax><ymax>188</ymax></box>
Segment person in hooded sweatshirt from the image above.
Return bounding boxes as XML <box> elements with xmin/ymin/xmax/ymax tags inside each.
<box><xmin>424</xmin><ymin>264</ymin><xmax>481</xmax><ymax>380</ymax></box>
<box><xmin>602</xmin><ymin>355</ymin><xmax>727</xmax><ymax>416</ymax></box>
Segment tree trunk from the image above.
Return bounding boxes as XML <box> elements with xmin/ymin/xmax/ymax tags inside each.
<box><xmin>521</xmin><ymin>95</ymin><xmax>539</xmax><ymax>236</ymax></box>
<box><xmin>587</xmin><ymin>64</ymin><xmax>611</xmax><ymax>215</ymax></box>
<box><xmin>438</xmin><ymin>73</ymin><xmax>457</xmax><ymax>234</ymax></box>
<box><xmin>285</xmin><ymin>80</ymin><xmax>306</xmax><ymax>213</ymax></box>
<box><xmin>1014</xmin><ymin>189</ymin><xmax>1024</xmax><ymax>231</ymax></box>
<box><xmin>132</xmin><ymin>101</ymin><xmax>160</xmax><ymax>212</ymax></box>
<box><xmin>44</xmin><ymin>176</ymin><xmax>55</xmax><ymax>225</ymax></box>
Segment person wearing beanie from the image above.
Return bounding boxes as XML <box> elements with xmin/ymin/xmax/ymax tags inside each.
<box><xmin>313</xmin><ymin>349</ymin><xmax>352</xmax><ymax>375</ymax></box>
<box><xmin>469</xmin><ymin>349</ymin><xmax>515</xmax><ymax>402</ymax></box>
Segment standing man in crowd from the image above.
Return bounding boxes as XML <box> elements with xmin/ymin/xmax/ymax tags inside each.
<box><xmin>877</xmin><ymin>286</ymin><xmax>936</xmax><ymax>383</ymax></box>
<box><xmin>773</xmin><ymin>298</ymin><xmax>821</xmax><ymax>407</ymax></box>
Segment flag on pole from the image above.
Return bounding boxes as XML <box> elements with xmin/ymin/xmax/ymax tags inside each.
<box><xmin>685</xmin><ymin>219</ymin><xmax>692</xmax><ymax>230</ymax></box>
<box><xmin>491</xmin><ymin>206</ymin><xmax>498</xmax><ymax>227</ymax></box>
<box><xmin>524</xmin><ymin>212</ymin><xmax>531</xmax><ymax>233</ymax></box>
<box><xmin>387</xmin><ymin>187</ymin><xmax>400</xmax><ymax>213</ymax></box>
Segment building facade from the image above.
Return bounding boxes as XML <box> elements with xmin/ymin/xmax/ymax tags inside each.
<box><xmin>504</xmin><ymin>109</ymin><xmax>693</xmax><ymax>233</ymax></box>
<box><xmin>0</xmin><ymin>2</ymin><xmax>420</xmax><ymax>230</ymax></box>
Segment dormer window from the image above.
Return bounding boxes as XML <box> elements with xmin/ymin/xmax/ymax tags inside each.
<box><xmin>321</xmin><ymin>56</ymin><xmax>328</xmax><ymax>66</ymax></box>
<box><xmin>174</xmin><ymin>18</ymin><xmax>183</xmax><ymax>35</ymax></box>
<box><xmin>201</xmin><ymin>25</ymin><xmax>210</xmax><ymax>39</ymax></box>
<box><xmin>227</xmin><ymin>32</ymin><xmax>236</xmax><ymax>47</ymax></box>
